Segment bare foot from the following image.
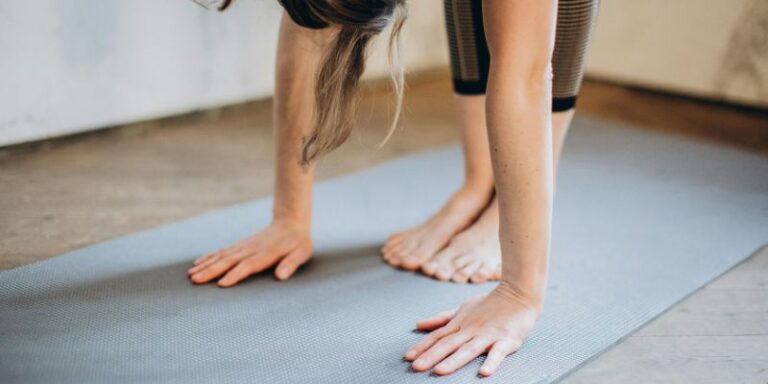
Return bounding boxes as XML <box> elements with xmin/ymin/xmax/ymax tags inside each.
<box><xmin>381</xmin><ymin>184</ymin><xmax>492</xmax><ymax>271</ymax></box>
<box><xmin>421</xmin><ymin>197</ymin><xmax>501</xmax><ymax>283</ymax></box>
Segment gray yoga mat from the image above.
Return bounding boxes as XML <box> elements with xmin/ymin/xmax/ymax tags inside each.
<box><xmin>1</xmin><ymin>116</ymin><xmax>767</xmax><ymax>384</ymax></box>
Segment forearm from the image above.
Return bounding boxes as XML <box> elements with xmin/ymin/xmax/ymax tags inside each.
<box><xmin>483</xmin><ymin>0</ymin><xmax>557</xmax><ymax>305</ymax></box>
<box><xmin>487</xmin><ymin>70</ymin><xmax>553</xmax><ymax>303</ymax></box>
<box><xmin>272</xmin><ymin>13</ymin><xmax>335</xmax><ymax>224</ymax></box>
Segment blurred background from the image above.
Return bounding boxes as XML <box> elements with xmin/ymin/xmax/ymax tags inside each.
<box><xmin>0</xmin><ymin>0</ymin><xmax>766</xmax><ymax>146</ymax></box>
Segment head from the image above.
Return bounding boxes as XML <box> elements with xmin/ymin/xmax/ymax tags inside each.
<box><xmin>220</xmin><ymin>0</ymin><xmax>408</xmax><ymax>165</ymax></box>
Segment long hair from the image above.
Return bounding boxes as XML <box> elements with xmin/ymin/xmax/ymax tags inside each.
<box><xmin>218</xmin><ymin>0</ymin><xmax>407</xmax><ymax>165</ymax></box>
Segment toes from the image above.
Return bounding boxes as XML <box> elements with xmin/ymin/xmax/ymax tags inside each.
<box><xmin>435</xmin><ymin>260</ymin><xmax>463</xmax><ymax>281</ymax></box>
<box><xmin>489</xmin><ymin>265</ymin><xmax>502</xmax><ymax>281</ymax></box>
<box><xmin>384</xmin><ymin>241</ymin><xmax>436</xmax><ymax>271</ymax></box>
<box><xmin>470</xmin><ymin>263</ymin><xmax>498</xmax><ymax>283</ymax></box>
<box><xmin>421</xmin><ymin>260</ymin><xmax>439</xmax><ymax>276</ymax></box>
<box><xmin>424</xmin><ymin>246</ymin><xmax>457</xmax><ymax>277</ymax></box>
<box><xmin>384</xmin><ymin>243</ymin><xmax>411</xmax><ymax>267</ymax></box>
<box><xmin>387</xmin><ymin>232</ymin><xmax>404</xmax><ymax>243</ymax></box>
<box><xmin>434</xmin><ymin>268</ymin><xmax>452</xmax><ymax>281</ymax></box>
<box><xmin>451</xmin><ymin>260</ymin><xmax>482</xmax><ymax>284</ymax></box>
<box><xmin>434</xmin><ymin>257</ymin><xmax>460</xmax><ymax>281</ymax></box>
<box><xmin>451</xmin><ymin>253</ymin><xmax>473</xmax><ymax>269</ymax></box>
<box><xmin>480</xmin><ymin>262</ymin><xmax>502</xmax><ymax>282</ymax></box>
<box><xmin>381</xmin><ymin>247</ymin><xmax>394</xmax><ymax>262</ymax></box>
<box><xmin>399</xmin><ymin>248</ymin><xmax>432</xmax><ymax>271</ymax></box>
<box><xmin>382</xmin><ymin>236</ymin><xmax>404</xmax><ymax>253</ymax></box>
<box><xmin>470</xmin><ymin>268</ymin><xmax>490</xmax><ymax>283</ymax></box>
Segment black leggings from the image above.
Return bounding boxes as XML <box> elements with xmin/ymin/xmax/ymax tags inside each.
<box><xmin>444</xmin><ymin>0</ymin><xmax>599</xmax><ymax>111</ymax></box>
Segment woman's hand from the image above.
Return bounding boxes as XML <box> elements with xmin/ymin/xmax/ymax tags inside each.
<box><xmin>405</xmin><ymin>281</ymin><xmax>541</xmax><ymax>377</ymax></box>
<box><xmin>187</xmin><ymin>219</ymin><xmax>313</xmax><ymax>287</ymax></box>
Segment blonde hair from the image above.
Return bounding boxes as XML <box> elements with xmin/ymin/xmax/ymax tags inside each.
<box><xmin>217</xmin><ymin>0</ymin><xmax>408</xmax><ymax>165</ymax></box>
<box><xmin>281</xmin><ymin>0</ymin><xmax>408</xmax><ymax>165</ymax></box>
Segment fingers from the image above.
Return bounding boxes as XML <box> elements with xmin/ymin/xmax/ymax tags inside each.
<box><xmin>433</xmin><ymin>337</ymin><xmax>493</xmax><ymax>376</ymax></box>
<box><xmin>190</xmin><ymin>254</ymin><xmax>243</xmax><ymax>284</ymax></box>
<box><xmin>416</xmin><ymin>309</ymin><xmax>456</xmax><ymax>331</ymax></box>
<box><xmin>189</xmin><ymin>244</ymin><xmax>247</xmax><ymax>275</ymax></box>
<box><xmin>192</xmin><ymin>246</ymin><xmax>269</xmax><ymax>286</ymax></box>
<box><xmin>411</xmin><ymin>331</ymin><xmax>472</xmax><ymax>371</ymax></box>
<box><xmin>479</xmin><ymin>338</ymin><xmax>522</xmax><ymax>377</ymax></box>
<box><xmin>194</xmin><ymin>252</ymin><xmax>217</xmax><ymax>266</ymax></box>
<box><xmin>215</xmin><ymin>252</ymin><xmax>275</xmax><ymax>287</ymax></box>
<box><xmin>409</xmin><ymin>334</ymin><xmax>522</xmax><ymax>376</ymax></box>
<box><xmin>404</xmin><ymin>322</ymin><xmax>458</xmax><ymax>361</ymax></box>
<box><xmin>216</xmin><ymin>246</ymin><xmax>310</xmax><ymax>287</ymax></box>
<box><xmin>216</xmin><ymin>247</ymin><xmax>287</xmax><ymax>287</ymax></box>
<box><xmin>187</xmin><ymin>253</ymin><xmax>223</xmax><ymax>275</ymax></box>
<box><xmin>275</xmin><ymin>248</ymin><xmax>311</xmax><ymax>280</ymax></box>
<box><xmin>217</xmin><ymin>259</ymin><xmax>257</xmax><ymax>287</ymax></box>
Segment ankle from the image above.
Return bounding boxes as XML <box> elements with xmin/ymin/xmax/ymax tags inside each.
<box><xmin>459</xmin><ymin>173</ymin><xmax>494</xmax><ymax>197</ymax></box>
<box><xmin>450</xmin><ymin>184</ymin><xmax>492</xmax><ymax>212</ymax></box>
<box><xmin>463</xmin><ymin>169</ymin><xmax>494</xmax><ymax>191</ymax></box>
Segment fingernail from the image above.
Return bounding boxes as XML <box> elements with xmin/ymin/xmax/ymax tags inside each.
<box><xmin>413</xmin><ymin>358</ymin><xmax>425</xmax><ymax>368</ymax></box>
<box><xmin>404</xmin><ymin>350</ymin><xmax>414</xmax><ymax>359</ymax></box>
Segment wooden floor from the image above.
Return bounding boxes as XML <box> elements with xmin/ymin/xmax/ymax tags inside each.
<box><xmin>1</xmin><ymin>72</ymin><xmax>767</xmax><ymax>383</ymax></box>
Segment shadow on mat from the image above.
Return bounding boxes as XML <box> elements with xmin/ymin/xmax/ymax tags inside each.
<box><xmin>5</xmin><ymin>243</ymin><xmax>398</xmax><ymax>306</ymax></box>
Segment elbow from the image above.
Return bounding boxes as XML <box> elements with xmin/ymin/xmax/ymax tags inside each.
<box><xmin>489</xmin><ymin>61</ymin><xmax>552</xmax><ymax>104</ymax></box>
<box><xmin>527</xmin><ymin>62</ymin><xmax>553</xmax><ymax>91</ymax></box>
<box><xmin>518</xmin><ymin>61</ymin><xmax>552</xmax><ymax>96</ymax></box>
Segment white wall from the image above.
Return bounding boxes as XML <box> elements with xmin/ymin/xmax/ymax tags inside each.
<box><xmin>586</xmin><ymin>0</ymin><xmax>768</xmax><ymax>108</ymax></box>
<box><xmin>0</xmin><ymin>0</ymin><xmax>447</xmax><ymax>147</ymax></box>
<box><xmin>2</xmin><ymin>0</ymin><xmax>765</xmax><ymax>147</ymax></box>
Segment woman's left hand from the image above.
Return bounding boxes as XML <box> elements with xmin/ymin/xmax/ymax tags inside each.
<box><xmin>404</xmin><ymin>281</ymin><xmax>541</xmax><ymax>377</ymax></box>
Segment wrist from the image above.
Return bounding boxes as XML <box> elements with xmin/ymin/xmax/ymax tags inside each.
<box><xmin>496</xmin><ymin>278</ymin><xmax>545</xmax><ymax>312</ymax></box>
<box><xmin>272</xmin><ymin>211</ymin><xmax>311</xmax><ymax>229</ymax></box>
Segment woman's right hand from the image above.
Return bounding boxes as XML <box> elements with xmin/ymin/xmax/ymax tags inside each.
<box><xmin>187</xmin><ymin>219</ymin><xmax>313</xmax><ymax>287</ymax></box>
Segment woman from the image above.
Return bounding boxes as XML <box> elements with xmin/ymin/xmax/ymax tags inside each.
<box><xmin>188</xmin><ymin>0</ymin><xmax>598</xmax><ymax>377</ymax></box>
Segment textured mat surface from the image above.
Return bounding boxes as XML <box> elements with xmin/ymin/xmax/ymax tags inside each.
<box><xmin>1</xmin><ymin>116</ymin><xmax>767</xmax><ymax>384</ymax></box>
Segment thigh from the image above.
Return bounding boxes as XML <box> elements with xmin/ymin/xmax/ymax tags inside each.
<box><xmin>551</xmin><ymin>0</ymin><xmax>600</xmax><ymax>111</ymax></box>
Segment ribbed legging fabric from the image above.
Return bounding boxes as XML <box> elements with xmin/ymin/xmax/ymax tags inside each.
<box><xmin>444</xmin><ymin>0</ymin><xmax>599</xmax><ymax>111</ymax></box>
